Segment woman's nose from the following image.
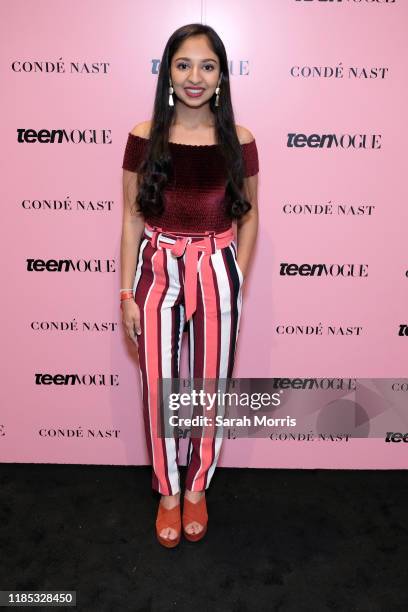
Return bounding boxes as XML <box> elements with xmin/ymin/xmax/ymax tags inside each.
<box><xmin>189</xmin><ymin>66</ymin><xmax>201</xmax><ymax>83</ymax></box>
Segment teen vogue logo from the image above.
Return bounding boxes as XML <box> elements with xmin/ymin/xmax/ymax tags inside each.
<box><xmin>35</xmin><ymin>373</ymin><xmax>119</xmax><ymax>386</ymax></box>
<box><xmin>26</xmin><ymin>258</ymin><xmax>115</xmax><ymax>273</ymax></box>
<box><xmin>398</xmin><ymin>325</ymin><xmax>408</xmax><ymax>337</ymax></box>
<box><xmin>385</xmin><ymin>432</ymin><xmax>408</xmax><ymax>443</ymax></box>
<box><xmin>279</xmin><ymin>263</ymin><xmax>368</xmax><ymax>277</ymax></box>
<box><xmin>17</xmin><ymin>129</ymin><xmax>112</xmax><ymax>144</ymax></box>
<box><xmin>287</xmin><ymin>132</ymin><xmax>381</xmax><ymax>149</ymax></box>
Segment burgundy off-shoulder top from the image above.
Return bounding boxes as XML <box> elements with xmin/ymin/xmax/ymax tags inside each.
<box><xmin>122</xmin><ymin>132</ymin><xmax>259</xmax><ymax>233</ymax></box>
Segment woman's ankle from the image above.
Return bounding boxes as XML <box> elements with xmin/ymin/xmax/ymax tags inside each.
<box><xmin>184</xmin><ymin>489</ymin><xmax>205</xmax><ymax>501</ymax></box>
<box><xmin>160</xmin><ymin>491</ymin><xmax>180</xmax><ymax>508</ymax></box>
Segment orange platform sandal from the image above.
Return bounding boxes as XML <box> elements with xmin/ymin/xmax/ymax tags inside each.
<box><xmin>156</xmin><ymin>501</ymin><xmax>181</xmax><ymax>548</ymax></box>
<box><xmin>182</xmin><ymin>495</ymin><xmax>208</xmax><ymax>542</ymax></box>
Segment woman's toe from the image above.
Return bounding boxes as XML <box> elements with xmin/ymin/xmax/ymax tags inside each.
<box><xmin>186</xmin><ymin>521</ymin><xmax>202</xmax><ymax>534</ymax></box>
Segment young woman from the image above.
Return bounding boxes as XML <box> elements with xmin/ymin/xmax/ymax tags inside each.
<box><xmin>120</xmin><ymin>23</ymin><xmax>259</xmax><ymax>548</ymax></box>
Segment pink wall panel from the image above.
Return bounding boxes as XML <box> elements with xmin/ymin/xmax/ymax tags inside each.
<box><xmin>1</xmin><ymin>0</ymin><xmax>406</xmax><ymax>468</ymax></box>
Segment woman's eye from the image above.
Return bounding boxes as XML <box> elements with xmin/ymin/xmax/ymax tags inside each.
<box><xmin>176</xmin><ymin>63</ymin><xmax>215</xmax><ymax>71</ymax></box>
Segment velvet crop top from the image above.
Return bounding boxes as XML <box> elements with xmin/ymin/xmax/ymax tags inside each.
<box><xmin>122</xmin><ymin>132</ymin><xmax>259</xmax><ymax>233</ymax></box>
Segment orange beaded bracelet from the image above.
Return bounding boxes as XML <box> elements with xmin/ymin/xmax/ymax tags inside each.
<box><xmin>120</xmin><ymin>291</ymin><xmax>134</xmax><ymax>302</ymax></box>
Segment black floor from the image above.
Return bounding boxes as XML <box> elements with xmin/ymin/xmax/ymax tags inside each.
<box><xmin>1</xmin><ymin>464</ymin><xmax>407</xmax><ymax>611</ymax></box>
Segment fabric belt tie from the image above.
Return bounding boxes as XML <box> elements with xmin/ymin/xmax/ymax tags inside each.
<box><xmin>143</xmin><ymin>222</ymin><xmax>235</xmax><ymax>322</ymax></box>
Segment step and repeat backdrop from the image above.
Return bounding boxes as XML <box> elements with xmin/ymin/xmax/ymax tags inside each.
<box><xmin>1</xmin><ymin>0</ymin><xmax>407</xmax><ymax>469</ymax></box>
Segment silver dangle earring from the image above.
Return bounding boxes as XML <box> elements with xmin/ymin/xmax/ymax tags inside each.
<box><xmin>215</xmin><ymin>80</ymin><xmax>221</xmax><ymax>107</ymax></box>
<box><xmin>168</xmin><ymin>79</ymin><xmax>174</xmax><ymax>107</ymax></box>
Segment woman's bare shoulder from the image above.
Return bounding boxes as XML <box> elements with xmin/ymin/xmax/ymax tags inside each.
<box><xmin>235</xmin><ymin>124</ymin><xmax>255</xmax><ymax>145</ymax></box>
<box><xmin>130</xmin><ymin>120</ymin><xmax>152</xmax><ymax>138</ymax></box>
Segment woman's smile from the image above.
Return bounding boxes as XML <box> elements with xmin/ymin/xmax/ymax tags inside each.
<box><xmin>184</xmin><ymin>87</ymin><xmax>205</xmax><ymax>98</ymax></box>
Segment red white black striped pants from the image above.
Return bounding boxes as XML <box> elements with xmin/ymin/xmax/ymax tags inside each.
<box><xmin>133</xmin><ymin>223</ymin><xmax>244</xmax><ymax>495</ymax></box>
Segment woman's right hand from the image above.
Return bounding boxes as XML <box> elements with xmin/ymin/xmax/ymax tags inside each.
<box><xmin>121</xmin><ymin>299</ymin><xmax>142</xmax><ymax>344</ymax></box>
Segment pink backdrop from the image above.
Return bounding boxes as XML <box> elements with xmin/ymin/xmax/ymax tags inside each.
<box><xmin>1</xmin><ymin>0</ymin><xmax>407</xmax><ymax>468</ymax></box>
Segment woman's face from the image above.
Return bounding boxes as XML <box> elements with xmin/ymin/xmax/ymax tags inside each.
<box><xmin>170</xmin><ymin>35</ymin><xmax>221</xmax><ymax>107</ymax></box>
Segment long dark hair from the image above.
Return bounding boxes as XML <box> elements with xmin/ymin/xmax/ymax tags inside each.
<box><xmin>136</xmin><ymin>23</ymin><xmax>252</xmax><ymax>221</ymax></box>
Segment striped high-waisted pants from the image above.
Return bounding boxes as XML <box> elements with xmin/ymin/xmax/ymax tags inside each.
<box><xmin>133</xmin><ymin>222</ymin><xmax>244</xmax><ymax>495</ymax></box>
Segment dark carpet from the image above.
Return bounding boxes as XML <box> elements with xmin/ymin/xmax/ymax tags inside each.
<box><xmin>0</xmin><ymin>464</ymin><xmax>407</xmax><ymax>611</ymax></box>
